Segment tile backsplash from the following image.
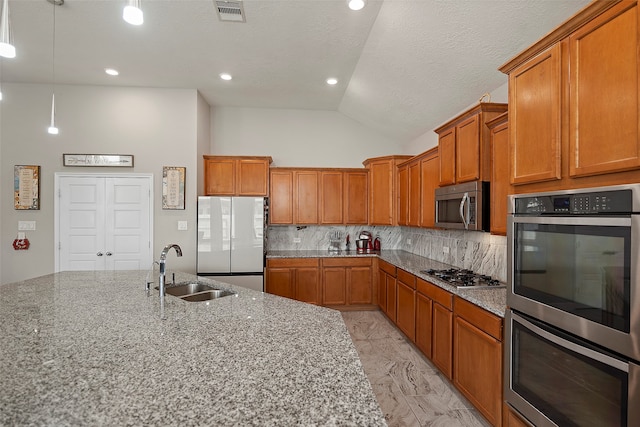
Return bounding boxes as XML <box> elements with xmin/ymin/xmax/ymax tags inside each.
<box><xmin>267</xmin><ymin>225</ymin><xmax>507</xmax><ymax>282</ymax></box>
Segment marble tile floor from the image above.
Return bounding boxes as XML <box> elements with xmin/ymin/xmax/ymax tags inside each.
<box><xmin>341</xmin><ymin>311</ymin><xmax>492</xmax><ymax>427</ymax></box>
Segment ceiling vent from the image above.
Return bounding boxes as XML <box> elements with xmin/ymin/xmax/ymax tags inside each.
<box><xmin>215</xmin><ymin>0</ymin><xmax>246</xmax><ymax>23</ymax></box>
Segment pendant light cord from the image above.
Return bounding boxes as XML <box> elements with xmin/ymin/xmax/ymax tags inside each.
<box><xmin>51</xmin><ymin>0</ymin><xmax>56</xmax><ymax>95</ymax></box>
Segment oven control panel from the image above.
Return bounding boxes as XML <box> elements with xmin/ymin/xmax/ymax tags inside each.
<box><xmin>514</xmin><ymin>189</ymin><xmax>632</xmax><ymax>215</ymax></box>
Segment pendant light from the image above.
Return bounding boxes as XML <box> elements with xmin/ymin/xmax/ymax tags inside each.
<box><xmin>47</xmin><ymin>0</ymin><xmax>60</xmax><ymax>135</ymax></box>
<box><xmin>0</xmin><ymin>0</ymin><xmax>15</xmax><ymax>58</ymax></box>
<box><xmin>123</xmin><ymin>0</ymin><xmax>143</xmax><ymax>26</ymax></box>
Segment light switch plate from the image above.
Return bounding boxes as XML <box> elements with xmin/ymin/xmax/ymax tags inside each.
<box><xmin>293</xmin><ymin>237</ymin><xmax>301</xmax><ymax>243</ymax></box>
<box><xmin>18</xmin><ymin>221</ymin><xmax>36</xmax><ymax>231</ymax></box>
<box><xmin>177</xmin><ymin>221</ymin><xmax>188</xmax><ymax>231</ymax></box>
<box><xmin>443</xmin><ymin>246</ymin><xmax>450</xmax><ymax>254</ymax></box>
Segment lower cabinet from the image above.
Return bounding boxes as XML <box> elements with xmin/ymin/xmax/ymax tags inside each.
<box><xmin>432</xmin><ymin>300</ymin><xmax>453</xmax><ymax>380</ymax></box>
<box><xmin>503</xmin><ymin>403</ymin><xmax>532</xmax><ymax>427</ymax></box>
<box><xmin>396</xmin><ymin>269</ymin><xmax>416</xmax><ymax>342</ymax></box>
<box><xmin>415</xmin><ymin>291</ymin><xmax>433</xmax><ymax>358</ymax></box>
<box><xmin>266</xmin><ymin>257</ymin><xmax>374</xmax><ymax>309</ymax></box>
<box><xmin>265</xmin><ymin>258</ymin><xmax>321</xmax><ymax>304</ymax></box>
<box><xmin>454</xmin><ymin>297</ymin><xmax>503</xmax><ymax>427</ymax></box>
<box><xmin>321</xmin><ymin>257</ymin><xmax>373</xmax><ymax>307</ymax></box>
<box><xmin>378</xmin><ymin>260</ymin><xmax>397</xmax><ymax>322</ymax></box>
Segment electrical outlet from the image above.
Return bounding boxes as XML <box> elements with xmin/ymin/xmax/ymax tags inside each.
<box><xmin>18</xmin><ymin>221</ymin><xmax>36</xmax><ymax>231</ymax></box>
<box><xmin>406</xmin><ymin>238</ymin><xmax>412</xmax><ymax>245</ymax></box>
<box><xmin>177</xmin><ymin>221</ymin><xmax>188</xmax><ymax>231</ymax></box>
<box><xmin>293</xmin><ymin>237</ymin><xmax>301</xmax><ymax>243</ymax></box>
<box><xmin>443</xmin><ymin>246</ymin><xmax>450</xmax><ymax>254</ymax></box>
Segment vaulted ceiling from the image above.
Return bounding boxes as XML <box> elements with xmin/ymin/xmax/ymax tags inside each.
<box><xmin>1</xmin><ymin>0</ymin><xmax>590</xmax><ymax>142</ymax></box>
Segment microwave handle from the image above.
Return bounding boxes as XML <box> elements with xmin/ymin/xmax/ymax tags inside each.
<box><xmin>459</xmin><ymin>192</ymin><xmax>470</xmax><ymax>229</ymax></box>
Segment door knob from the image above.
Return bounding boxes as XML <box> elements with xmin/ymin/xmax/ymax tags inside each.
<box><xmin>97</xmin><ymin>252</ymin><xmax>104</xmax><ymax>256</ymax></box>
<box><xmin>106</xmin><ymin>252</ymin><xmax>113</xmax><ymax>256</ymax></box>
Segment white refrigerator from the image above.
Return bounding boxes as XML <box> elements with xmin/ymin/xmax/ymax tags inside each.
<box><xmin>197</xmin><ymin>196</ymin><xmax>266</xmax><ymax>292</ymax></box>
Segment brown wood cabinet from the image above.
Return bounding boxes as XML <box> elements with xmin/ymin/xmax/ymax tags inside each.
<box><xmin>408</xmin><ymin>161</ymin><xmax>421</xmax><ymax>227</ymax></box>
<box><xmin>322</xmin><ymin>257</ymin><xmax>374</xmax><ymax>308</ymax></box>
<box><xmin>265</xmin><ymin>258</ymin><xmax>321</xmax><ymax>304</ymax></box>
<box><xmin>397</xmin><ymin>164</ymin><xmax>409</xmax><ymax>226</ymax></box>
<box><xmin>420</xmin><ymin>149</ymin><xmax>439</xmax><ymax>228</ymax></box>
<box><xmin>500</xmin><ymin>1</ymin><xmax>640</xmax><ymax>192</ymax></box>
<box><xmin>396</xmin><ymin>269</ymin><xmax>416</xmax><ymax>341</ymax></box>
<box><xmin>203</xmin><ymin>156</ymin><xmax>272</xmax><ymax>196</ymax></box>
<box><xmin>488</xmin><ymin>112</ymin><xmax>510</xmax><ymax>235</ymax></box>
<box><xmin>363</xmin><ymin>156</ymin><xmax>412</xmax><ymax>225</ymax></box>
<box><xmin>269</xmin><ymin>168</ymin><xmax>368</xmax><ymax>225</ymax></box>
<box><xmin>503</xmin><ymin>404</ymin><xmax>532</xmax><ymax>427</ymax></box>
<box><xmin>454</xmin><ymin>297</ymin><xmax>503</xmax><ymax>427</ymax></box>
<box><xmin>435</xmin><ymin>103</ymin><xmax>508</xmax><ymax>186</ymax></box>
<box><xmin>415</xmin><ymin>277</ymin><xmax>454</xmax><ymax>379</ymax></box>
<box><xmin>378</xmin><ymin>259</ymin><xmax>397</xmax><ymax>322</ymax></box>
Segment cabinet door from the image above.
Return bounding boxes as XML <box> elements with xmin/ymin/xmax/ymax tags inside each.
<box><xmin>237</xmin><ymin>159</ymin><xmax>269</xmax><ymax>196</ymax></box>
<box><xmin>269</xmin><ymin>170</ymin><xmax>294</xmax><ymax>224</ymax></box>
<box><xmin>509</xmin><ymin>44</ymin><xmax>562</xmax><ymax>185</ymax></box>
<box><xmin>398</xmin><ymin>165</ymin><xmax>409</xmax><ymax>226</ymax></box>
<box><xmin>455</xmin><ymin>115</ymin><xmax>481</xmax><ymax>183</ymax></box>
<box><xmin>420</xmin><ymin>155</ymin><xmax>439</xmax><ymax>228</ymax></box>
<box><xmin>432</xmin><ymin>302</ymin><xmax>453</xmax><ymax>379</ymax></box>
<box><xmin>569</xmin><ymin>2</ymin><xmax>640</xmax><ymax>177</ymax></box>
<box><xmin>294</xmin><ymin>171</ymin><xmax>319</xmax><ymax>224</ymax></box>
<box><xmin>396</xmin><ymin>280</ymin><xmax>416</xmax><ymax>342</ymax></box>
<box><xmin>439</xmin><ymin>128</ymin><xmax>456</xmax><ymax>185</ymax></box>
<box><xmin>204</xmin><ymin>158</ymin><xmax>235</xmax><ymax>195</ymax></box>
<box><xmin>295</xmin><ymin>267</ymin><xmax>321</xmax><ymax>305</ymax></box>
<box><xmin>348</xmin><ymin>266</ymin><xmax>373</xmax><ymax>305</ymax></box>
<box><xmin>320</xmin><ymin>171</ymin><xmax>344</xmax><ymax>224</ymax></box>
<box><xmin>369</xmin><ymin>161</ymin><xmax>394</xmax><ymax>225</ymax></box>
<box><xmin>490</xmin><ymin>119</ymin><xmax>509</xmax><ymax>235</ymax></box>
<box><xmin>408</xmin><ymin>160</ymin><xmax>421</xmax><ymax>227</ymax></box>
<box><xmin>323</xmin><ymin>267</ymin><xmax>347</xmax><ymax>305</ymax></box>
<box><xmin>415</xmin><ymin>293</ymin><xmax>433</xmax><ymax>358</ymax></box>
<box><xmin>454</xmin><ymin>316</ymin><xmax>503</xmax><ymax>427</ymax></box>
<box><xmin>378</xmin><ymin>270</ymin><xmax>388</xmax><ymax>311</ymax></box>
<box><xmin>386</xmin><ymin>276</ymin><xmax>397</xmax><ymax>322</ymax></box>
<box><xmin>265</xmin><ymin>268</ymin><xmax>295</xmax><ymax>299</ymax></box>
<box><xmin>344</xmin><ymin>171</ymin><xmax>368</xmax><ymax>224</ymax></box>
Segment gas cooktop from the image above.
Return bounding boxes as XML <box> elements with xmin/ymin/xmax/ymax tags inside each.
<box><xmin>420</xmin><ymin>268</ymin><xmax>505</xmax><ymax>289</ymax></box>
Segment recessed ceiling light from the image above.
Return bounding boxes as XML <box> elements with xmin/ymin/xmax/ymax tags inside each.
<box><xmin>220</xmin><ymin>73</ymin><xmax>232</xmax><ymax>81</ymax></box>
<box><xmin>105</xmin><ymin>68</ymin><xmax>119</xmax><ymax>76</ymax></box>
<box><xmin>326</xmin><ymin>78</ymin><xmax>338</xmax><ymax>85</ymax></box>
<box><xmin>348</xmin><ymin>0</ymin><xmax>365</xmax><ymax>11</ymax></box>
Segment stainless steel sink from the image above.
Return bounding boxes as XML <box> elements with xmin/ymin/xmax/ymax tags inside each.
<box><xmin>159</xmin><ymin>281</ymin><xmax>236</xmax><ymax>302</ymax></box>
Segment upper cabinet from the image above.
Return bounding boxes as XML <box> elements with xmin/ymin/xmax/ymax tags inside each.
<box><xmin>435</xmin><ymin>103</ymin><xmax>508</xmax><ymax>187</ymax></box>
<box><xmin>204</xmin><ymin>156</ymin><xmax>272</xmax><ymax>196</ymax></box>
<box><xmin>500</xmin><ymin>0</ymin><xmax>640</xmax><ymax>191</ymax></box>
<box><xmin>363</xmin><ymin>156</ymin><xmax>412</xmax><ymax>226</ymax></box>
<box><xmin>269</xmin><ymin>168</ymin><xmax>369</xmax><ymax>226</ymax></box>
<box><xmin>488</xmin><ymin>112</ymin><xmax>510</xmax><ymax>235</ymax></box>
<box><xmin>397</xmin><ymin>148</ymin><xmax>439</xmax><ymax>229</ymax></box>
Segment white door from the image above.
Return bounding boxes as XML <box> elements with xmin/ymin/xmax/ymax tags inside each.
<box><xmin>57</xmin><ymin>174</ymin><xmax>153</xmax><ymax>271</ymax></box>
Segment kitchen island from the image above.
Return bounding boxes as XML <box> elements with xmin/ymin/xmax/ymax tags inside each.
<box><xmin>0</xmin><ymin>271</ymin><xmax>386</xmax><ymax>426</ymax></box>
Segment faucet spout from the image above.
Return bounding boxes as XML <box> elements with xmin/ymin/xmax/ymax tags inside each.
<box><xmin>158</xmin><ymin>244</ymin><xmax>183</xmax><ymax>319</ymax></box>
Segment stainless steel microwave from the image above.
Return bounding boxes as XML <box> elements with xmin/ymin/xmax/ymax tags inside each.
<box><xmin>435</xmin><ymin>181</ymin><xmax>489</xmax><ymax>231</ymax></box>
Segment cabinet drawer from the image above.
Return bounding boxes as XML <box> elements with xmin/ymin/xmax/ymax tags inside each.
<box><xmin>379</xmin><ymin>259</ymin><xmax>397</xmax><ymax>276</ymax></box>
<box><xmin>322</xmin><ymin>257</ymin><xmax>372</xmax><ymax>268</ymax></box>
<box><xmin>417</xmin><ymin>278</ymin><xmax>453</xmax><ymax>310</ymax></box>
<box><xmin>267</xmin><ymin>258</ymin><xmax>319</xmax><ymax>268</ymax></box>
<box><xmin>454</xmin><ymin>296</ymin><xmax>502</xmax><ymax>341</ymax></box>
<box><xmin>397</xmin><ymin>268</ymin><xmax>416</xmax><ymax>289</ymax></box>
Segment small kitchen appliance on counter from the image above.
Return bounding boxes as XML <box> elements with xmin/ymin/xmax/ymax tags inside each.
<box><xmin>356</xmin><ymin>231</ymin><xmax>373</xmax><ymax>253</ymax></box>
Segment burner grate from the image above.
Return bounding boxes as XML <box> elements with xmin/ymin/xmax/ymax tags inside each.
<box><xmin>420</xmin><ymin>268</ymin><xmax>504</xmax><ymax>288</ymax></box>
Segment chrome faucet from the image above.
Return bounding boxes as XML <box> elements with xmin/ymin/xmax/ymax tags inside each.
<box><xmin>158</xmin><ymin>244</ymin><xmax>182</xmax><ymax>319</ymax></box>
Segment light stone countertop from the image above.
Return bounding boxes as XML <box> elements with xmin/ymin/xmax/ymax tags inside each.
<box><xmin>267</xmin><ymin>249</ymin><xmax>507</xmax><ymax>317</ymax></box>
<box><xmin>0</xmin><ymin>271</ymin><xmax>386</xmax><ymax>427</ymax></box>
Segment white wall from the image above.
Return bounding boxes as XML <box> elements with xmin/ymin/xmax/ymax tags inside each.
<box><xmin>402</xmin><ymin>82</ymin><xmax>509</xmax><ymax>155</ymax></box>
<box><xmin>0</xmin><ymin>83</ymin><xmax>201</xmax><ymax>284</ymax></box>
<box><xmin>210</xmin><ymin>107</ymin><xmax>400</xmax><ymax>167</ymax></box>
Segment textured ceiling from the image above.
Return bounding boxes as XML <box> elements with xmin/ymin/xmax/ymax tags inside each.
<box><xmin>1</xmin><ymin>0</ymin><xmax>590</xmax><ymax>144</ymax></box>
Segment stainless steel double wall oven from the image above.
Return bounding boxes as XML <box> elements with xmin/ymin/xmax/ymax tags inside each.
<box><xmin>505</xmin><ymin>184</ymin><xmax>640</xmax><ymax>427</ymax></box>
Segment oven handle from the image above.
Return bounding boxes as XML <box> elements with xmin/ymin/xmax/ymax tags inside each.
<box><xmin>511</xmin><ymin>311</ymin><xmax>629</xmax><ymax>372</ymax></box>
<box><xmin>510</xmin><ymin>216</ymin><xmax>631</xmax><ymax>227</ymax></box>
<box><xmin>459</xmin><ymin>192</ymin><xmax>469</xmax><ymax>229</ymax></box>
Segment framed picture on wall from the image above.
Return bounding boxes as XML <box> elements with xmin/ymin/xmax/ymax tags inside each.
<box><xmin>14</xmin><ymin>165</ymin><xmax>40</xmax><ymax>210</ymax></box>
<box><xmin>162</xmin><ymin>166</ymin><xmax>186</xmax><ymax>210</ymax></box>
<box><xmin>63</xmin><ymin>154</ymin><xmax>134</xmax><ymax>167</ymax></box>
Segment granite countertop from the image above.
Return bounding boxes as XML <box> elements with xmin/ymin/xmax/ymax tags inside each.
<box><xmin>267</xmin><ymin>249</ymin><xmax>506</xmax><ymax>317</ymax></box>
<box><xmin>0</xmin><ymin>271</ymin><xmax>386</xmax><ymax>426</ymax></box>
